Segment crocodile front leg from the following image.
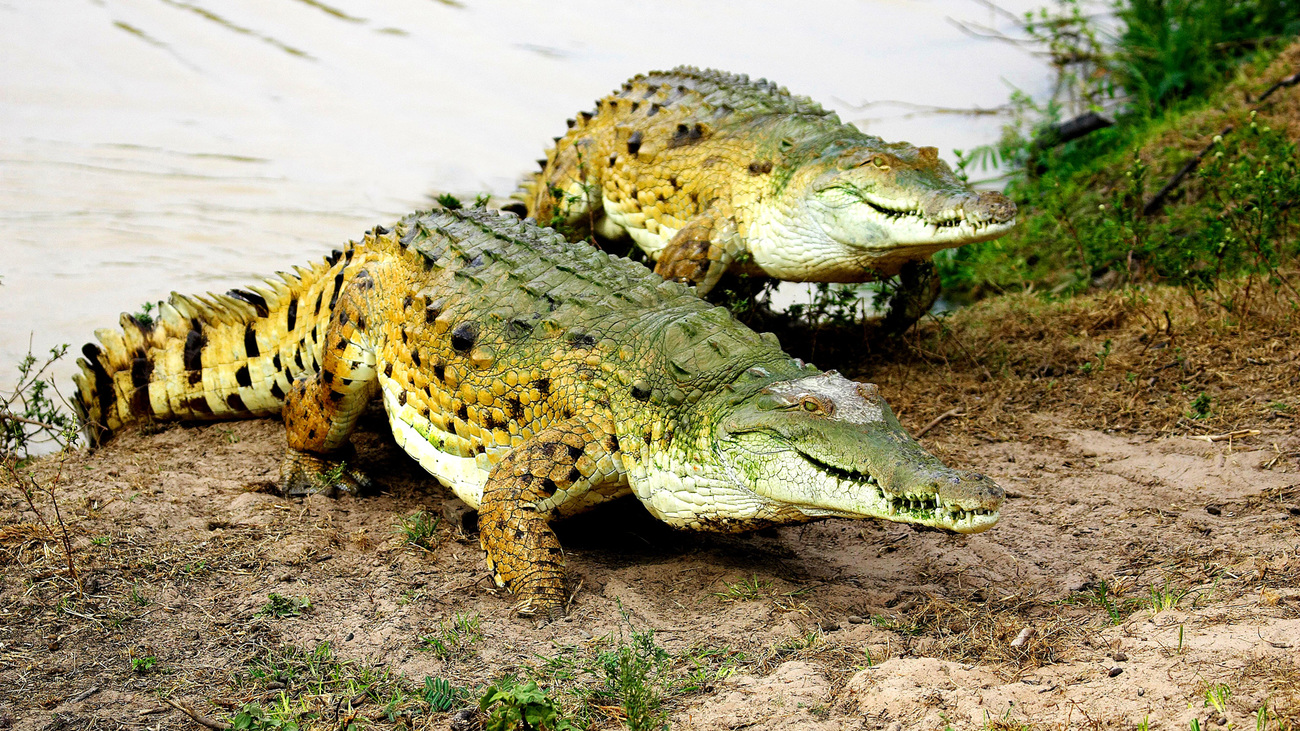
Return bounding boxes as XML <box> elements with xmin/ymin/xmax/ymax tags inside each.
<box><xmin>653</xmin><ymin>212</ymin><xmax>739</xmax><ymax>295</ymax></box>
<box><xmin>478</xmin><ymin>418</ymin><xmax>619</xmax><ymax>619</ymax></box>
<box><xmin>280</xmin><ymin>271</ymin><xmax>380</xmax><ymax>496</ymax></box>
<box><xmin>881</xmin><ymin>259</ymin><xmax>942</xmax><ymax>335</ymax></box>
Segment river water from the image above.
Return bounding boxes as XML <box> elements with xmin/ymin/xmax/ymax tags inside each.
<box><xmin>1</xmin><ymin>0</ymin><xmax>1048</xmax><ymax>397</ymax></box>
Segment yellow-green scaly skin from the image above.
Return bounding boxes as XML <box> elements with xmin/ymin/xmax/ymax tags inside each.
<box><xmin>522</xmin><ymin>66</ymin><xmax>1017</xmax><ymax>296</ymax></box>
<box><xmin>74</xmin><ymin>208</ymin><xmax>1002</xmax><ymax>618</ymax></box>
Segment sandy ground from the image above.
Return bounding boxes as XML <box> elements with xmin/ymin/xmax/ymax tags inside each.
<box><xmin>3</xmin><ymin>286</ymin><xmax>1299</xmax><ymax>731</ymax></box>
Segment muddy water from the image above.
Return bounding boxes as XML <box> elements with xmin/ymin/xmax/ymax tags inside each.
<box><xmin>0</xmin><ymin>0</ymin><xmax>1047</xmax><ymax>396</ymax></box>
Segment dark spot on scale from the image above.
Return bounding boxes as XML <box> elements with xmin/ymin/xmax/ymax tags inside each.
<box><xmin>328</xmin><ymin>389</ymin><xmax>345</xmax><ymax>403</ymax></box>
<box><xmin>425</xmin><ymin>301</ymin><xmax>441</xmax><ymax>323</ymax></box>
<box><xmin>648</xmin><ymin>103</ymin><xmax>661</xmax><ymax>117</ymax></box>
<box><xmin>467</xmin><ymin>253</ymin><xmax>484</xmax><ymax>268</ymax></box>
<box><xmin>565</xmin><ymin>118</ymin><xmax>575</xmax><ymax>129</ymax></box>
<box><xmin>605</xmin><ymin>434</ymin><xmax>619</xmax><ymax>452</ymax></box>
<box><xmin>580</xmin><ymin>111</ymin><xmax>593</xmax><ymax>123</ymax></box>
<box><xmin>630</xmin><ymin>101</ymin><xmax>639</xmax><ymax>112</ymax></box>
<box><xmin>669</xmin><ymin>175</ymin><xmax>679</xmax><ymax>188</ymax></box>
<box><xmin>631</xmin><ymin>383</ymin><xmax>651</xmax><ymax>401</ymax></box>
<box><xmin>314</xmin><ymin>292</ymin><xmax>323</xmax><ymax>316</ymax></box>
<box><xmin>450</xmin><ymin>322</ymin><xmax>479</xmax><ymax>352</ymax></box>
<box><xmin>384</xmin><ymin>362</ymin><xmax>393</xmax><ymax>378</ymax></box>
<box><xmin>184</xmin><ymin>321</ymin><xmax>205</xmax><ymax>372</ymax></box>
<box><xmin>286</xmin><ymin>299</ymin><xmax>299</xmax><ymax>331</ymax></box>
<box><xmin>644</xmin><ymin>432</ymin><xmax>652</xmax><ymax>445</ymax></box>
<box><xmin>130</xmin><ymin>357</ymin><xmax>153</xmax><ymax>388</ymax></box>
<box><xmin>508</xmin><ymin>396</ymin><xmax>523</xmax><ymax>420</ymax></box>
<box><xmin>457</xmin><ymin>403</ymin><xmax>468</xmax><ymax>421</ymax></box>
<box><xmin>344</xmin><ymin>247</ymin><xmax>355</xmax><ymax>262</ymax></box>
<box><xmin>433</xmin><ymin>361</ymin><xmax>445</xmax><ymax>381</ymax></box>
<box><xmin>226</xmin><ymin>393</ymin><xmax>246</xmax><ymax>411</ymax></box>
<box><xmin>398</xmin><ymin>391</ymin><xmax>406</xmax><ymax>406</ymax></box>
<box><xmin>506</xmin><ymin>318</ymin><xmax>534</xmax><ymax>338</ymax></box>
<box><xmin>188</xmin><ymin>371</ymin><xmax>203</xmax><ymax>385</ymax></box>
<box><xmin>410</xmin><ymin>347</ymin><xmax>421</xmax><ymax>367</ymax></box>
<box><xmin>669</xmin><ymin>122</ymin><xmax>706</xmax><ymax>148</ymax></box>
<box><xmin>476</xmin><ymin>444</ymin><xmax>485</xmax><ymax>456</ymax></box>
<box><xmin>308</xmin><ymin>427</ymin><xmax>316</xmax><ymax>440</ymax></box>
<box><xmin>403</xmin><ymin>295</ymin><xmax>413</xmax><ymax>310</ymax></box>
<box><xmin>567</xmin><ymin>444</ymin><xmax>583</xmax><ymax>460</ymax></box>
<box><xmin>337</xmin><ymin>309</ymin><xmax>349</xmax><ymax>326</ymax></box>
<box><xmin>322</xmin><ymin>370</ymin><xmax>334</xmax><ymax>384</ymax></box>
<box><xmin>129</xmin><ymin>386</ymin><xmax>150</xmax><ymax>418</ymax></box>
<box><xmin>539</xmin><ymin>478</ymin><xmax>558</xmax><ymax>497</ymax></box>
<box><xmin>422</xmin><ymin>256</ymin><xmax>435</xmax><ymax>272</ymax></box>
<box><xmin>329</xmin><ymin>272</ymin><xmax>344</xmax><ymax>309</ymax></box>
<box><xmin>627</xmin><ymin>131</ymin><xmax>642</xmax><ymax>155</ymax></box>
<box><xmin>355</xmin><ymin>314</ymin><xmax>366</xmax><ymax>331</ymax></box>
<box><xmin>567</xmin><ymin>466</ymin><xmax>581</xmax><ymax>483</ymax></box>
<box><xmin>327</xmin><ymin>250</ymin><xmax>342</xmax><ymax>265</ymax></box>
<box><xmin>184</xmin><ymin>397</ymin><xmax>212</xmax><ymax>414</ymax></box>
<box><xmin>243</xmin><ymin>325</ymin><xmax>260</xmax><ymax>357</ymax></box>
<box><xmin>235</xmin><ymin>365</ymin><xmax>252</xmax><ymax>388</ymax></box>
<box><xmin>568</xmin><ymin>332</ymin><xmax>596</xmax><ymax>349</ymax></box>
<box><xmin>374</xmin><ymin>225</ymin><xmax>389</xmax><ymax>236</ymax></box>
<box><xmin>227</xmin><ymin>289</ymin><xmax>269</xmax><ymax>317</ymax></box>
<box><xmin>536</xmin><ymin>158</ymin><xmax>548</xmax><ymax>171</ymax></box>
<box><xmin>295</xmin><ymin>350</ymin><xmax>305</xmax><ymax>370</ymax></box>
<box><xmin>608</xmin><ymin>154</ymin><xmax>617</xmax><ymax>167</ymax></box>
<box><xmin>535</xmin><ymin>377</ymin><xmax>550</xmax><ymax>395</ymax></box>
<box><xmin>272</xmin><ymin>353</ymin><xmax>282</xmax><ymax>371</ymax></box>
<box><xmin>270</xmin><ymin>381</ymin><xmax>285</xmax><ymax>400</ymax></box>
<box><xmin>353</xmin><ymin>270</ymin><xmax>373</xmax><ymax>290</ymax></box>
<box><xmin>484</xmin><ymin>412</ymin><xmax>499</xmax><ymax>430</ymax></box>
<box><xmin>748</xmin><ymin>160</ymin><xmax>774</xmax><ymax>175</ymax></box>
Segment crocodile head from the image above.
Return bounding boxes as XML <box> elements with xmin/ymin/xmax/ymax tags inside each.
<box><xmin>715</xmin><ymin>370</ymin><xmax>1003</xmax><ymax>533</ymax></box>
<box><xmin>756</xmin><ymin>139</ymin><xmax>1016</xmax><ymax>281</ymax></box>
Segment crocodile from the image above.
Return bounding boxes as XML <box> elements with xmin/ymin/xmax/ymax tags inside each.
<box><xmin>520</xmin><ymin>66</ymin><xmax>1016</xmax><ymax>324</ymax></box>
<box><xmin>74</xmin><ymin>206</ymin><xmax>1003</xmax><ymax>618</ymax></box>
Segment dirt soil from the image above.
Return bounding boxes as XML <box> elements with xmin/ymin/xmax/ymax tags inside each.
<box><xmin>3</xmin><ymin>286</ymin><xmax>1299</xmax><ymax>731</ymax></box>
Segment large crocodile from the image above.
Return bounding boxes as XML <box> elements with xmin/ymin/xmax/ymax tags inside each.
<box><xmin>74</xmin><ymin>207</ymin><xmax>1002</xmax><ymax>617</ymax></box>
<box><xmin>520</xmin><ymin>66</ymin><xmax>1017</xmax><ymax>321</ymax></box>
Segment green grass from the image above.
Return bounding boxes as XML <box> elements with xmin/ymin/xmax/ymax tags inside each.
<box><xmin>418</xmin><ymin>612</ymin><xmax>483</xmax><ymax>660</ymax></box>
<box><xmin>396</xmin><ymin>510</ymin><xmax>441</xmax><ymax>550</ymax></box>
<box><xmin>257</xmin><ymin>593</ymin><xmax>312</xmax><ymax>619</ymax></box>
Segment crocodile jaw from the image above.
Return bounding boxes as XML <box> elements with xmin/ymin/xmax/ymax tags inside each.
<box><xmin>716</xmin><ymin>373</ymin><xmax>1004</xmax><ymax>534</ymax></box>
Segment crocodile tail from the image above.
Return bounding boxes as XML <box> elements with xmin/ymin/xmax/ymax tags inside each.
<box><xmin>73</xmin><ymin>247</ymin><xmax>357</xmax><ymax>446</ymax></box>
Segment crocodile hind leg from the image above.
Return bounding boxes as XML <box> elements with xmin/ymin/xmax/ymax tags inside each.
<box><xmin>653</xmin><ymin>213</ymin><xmax>738</xmax><ymax>295</ymax></box>
<box><xmin>478</xmin><ymin>418</ymin><xmax>619</xmax><ymax>619</ymax></box>
<box><xmin>280</xmin><ymin>272</ymin><xmax>380</xmax><ymax>496</ymax></box>
<box><xmin>881</xmin><ymin>259</ymin><xmax>942</xmax><ymax>334</ymax></box>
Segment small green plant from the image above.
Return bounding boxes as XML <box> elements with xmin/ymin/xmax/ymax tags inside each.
<box><xmin>599</xmin><ymin>626</ymin><xmax>670</xmax><ymax>731</ymax></box>
<box><xmin>1</xmin><ymin>343</ymin><xmax>78</xmax><ymax>459</ymax></box>
<box><xmin>419</xmin><ymin>612</ymin><xmax>483</xmax><ymax>660</ymax></box>
<box><xmin>132</xmin><ymin>301</ymin><xmax>157</xmax><ymax>327</ymax></box>
<box><xmin>479</xmin><ymin>679</ymin><xmax>577</xmax><ymax>731</ymax></box>
<box><xmin>258</xmin><ymin>593</ymin><xmax>312</xmax><ymax>619</ymax></box>
<box><xmin>424</xmin><ymin>676</ymin><xmax>471</xmax><ymax>712</ymax></box>
<box><xmin>228</xmin><ymin>702</ymin><xmax>300</xmax><ymax>731</ymax></box>
<box><xmin>1150</xmin><ymin>581</ymin><xmax>1192</xmax><ymax>613</ymax></box>
<box><xmin>397</xmin><ymin>510</ymin><xmax>441</xmax><ymax>549</ymax></box>
<box><xmin>714</xmin><ymin>575</ymin><xmax>770</xmax><ymax>603</ymax></box>
<box><xmin>1188</xmin><ymin>392</ymin><xmax>1213</xmax><ymax>419</ymax></box>
<box><xmin>1205</xmin><ymin>683</ymin><xmax>1232</xmax><ymax>714</ymax></box>
<box><xmin>91</xmin><ymin>536</ymin><xmax>110</xmax><ymax>546</ymax></box>
<box><xmin>317</xmin><ymin>461</ymin><xmax>348</xmax><ymax>489</ymax></box>
<box><xmin>436</xmin><ymin>193</ymin><xmax>463</xmax><ymax>210</ymax></box>
<box><xmin>132</xmin><ymin>656</ymin><xmax>159</xmax><ymax>673</ymax></box>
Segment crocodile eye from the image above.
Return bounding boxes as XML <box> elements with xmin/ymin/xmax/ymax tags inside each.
<box><xmin>799</xmin><ymin>397</ymin><xmax>832</xmax><ymax>415</ymax></box>
<box><xmin>872</xmin><ymin>156</ymin><xmax>889</xmax><ymax>169</ymax></box>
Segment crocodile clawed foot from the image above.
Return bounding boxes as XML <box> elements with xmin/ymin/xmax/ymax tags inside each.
<box><xmin>279</xmin><ymin>446</ymin><xmax>374</xmax><ymax>497</ymax></box>
<box><xmin>512</xmin><ymin>595</ymin><xmax>566</xmax><ymax>623</ymax></box>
